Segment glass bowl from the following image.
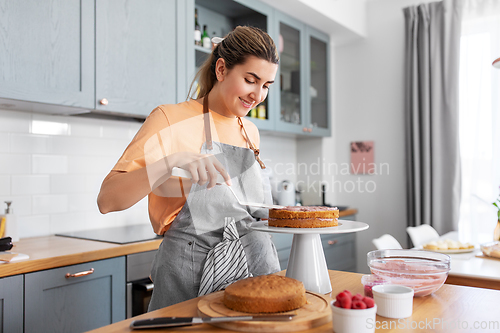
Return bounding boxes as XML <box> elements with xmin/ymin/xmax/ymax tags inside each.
<box><xmin>367</xmin><ymin>249</ymin><xmax>450</xmax><ymax>297</ymax></box>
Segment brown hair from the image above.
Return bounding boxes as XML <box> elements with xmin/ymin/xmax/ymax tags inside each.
<box><xmin>188</xmin><ymin>26</ymin><xmax>279</xmax><ymax>99</ymax></box>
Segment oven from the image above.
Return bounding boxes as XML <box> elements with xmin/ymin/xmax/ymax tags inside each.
<box><xmin>126</xmin><ymin>250</ymin><xmax>157</xmax><ymax>318</ymax></box>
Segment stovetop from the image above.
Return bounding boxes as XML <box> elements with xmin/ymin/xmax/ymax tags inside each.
<box><xmin>56</xmin><ymin>224</ymin><xmax>162</xmax><ymax>244</ymax></box>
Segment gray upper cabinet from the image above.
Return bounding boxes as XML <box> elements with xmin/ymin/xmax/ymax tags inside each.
<box><xmin>25</xmin><ymin>257</ymin><xmax>125</xmax><ymax>333</ymax></box>
<box><xmin>0</xmin><ymin>0</ymin><xmax>95</xmax><ymax>112</ymax></box>
<box><xmin>274</xmin><ymin>11</ymin><xmax>307</xmax><ymax>135</ymax></box>
<box><xmin>0</xmin><ymin>275</ymin><xmax>23</xmax><ymax>333</ymax></box>
<box><xmin>305</xmin><ymin>26</ymin><xmax>331</xmax><ymax>137</ymax></box>
<box><xmin>95</xmin><ymin>0</ymin><xmax>177</xmax><ymax>117</ymax></box>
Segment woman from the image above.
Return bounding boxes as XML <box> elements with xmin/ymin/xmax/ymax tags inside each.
<box><xmin>97</xmin><ymin>26</ymin><xmax>281</xmax><ymax>310</ymax></box>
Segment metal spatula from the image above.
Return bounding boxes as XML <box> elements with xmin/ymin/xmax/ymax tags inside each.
<box><xmin>171</xmin><ymin>167</ymin><xmax>285</xmax><ymax>209</ymax></box>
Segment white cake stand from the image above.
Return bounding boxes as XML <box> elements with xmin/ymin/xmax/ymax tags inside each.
<box><xmin>250</xmin><ymin>220</ymin><xmax>369</xmax><ymax>294</ymax></box>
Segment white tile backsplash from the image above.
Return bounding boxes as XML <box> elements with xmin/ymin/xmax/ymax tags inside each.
<box><xmin>0</xmin><ymin>176</ymin><xmax>10</xmax><ymax>195</ymax></box>
<box><xmin>0</xmin><ymin>195</ymin><xmax>32</xmax><ymax>216</ymax></box>
<box><xmin>17</xmin><ymin>215</ymin><xmax>51</xmax><ymax>238</ymax></box>
<box><xmin>0</xmin><ymin>133</ymin><xmax>10</xmax><ymax>153</ymax></box>
<box><xmin>12</xmin><ymin>175</ymin><xmax>50</xmax><ymax>195</ymax></box>
<box><xmin>51</xmin><ymin>175</ymin><xmax>87</xmax><ymax>194</ymax></box>
<box><xmin>11</xmin><ymin>133</ymin><xmax>49</xmax><ymax>154</ymax></box>
<box><xmin>0</xmin><ymin>154</ymin><xmax>31</xmax><ymax>174</ymax></box>
<box><xmin>32</xmin><ymin>154</ymin><xmax>68</xmax><ymax>174</ymax></box>
<box><xmin>32</xmin><ymin>194</ymin><xmax>68</xmax><ymax>214</ymax></box>
<box><xmin>1</xmin><ymin>109</ymin><xmax>298</xmax><ymax>239</ymax></box>
<box><xmin>0</xmin><ymin>110</ymin><xmax>30</xmax><ymax>133</ymax></box>
<box><xmin>50</xmin><ymin>212</ymin><xmax>87</xmax><ymax>234</ymax></box>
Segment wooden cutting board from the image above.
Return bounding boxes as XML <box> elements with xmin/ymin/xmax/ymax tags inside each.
<box><xmin>197</xmin><ymin>290</ymin><xmax>332</xmax><ymax>332</ymax></box>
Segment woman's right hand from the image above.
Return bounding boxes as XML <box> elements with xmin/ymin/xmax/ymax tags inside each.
<box><xmin>168</xmin><ymin>152</ymin><xmax>232</xmax><ymax>189</ymax></box>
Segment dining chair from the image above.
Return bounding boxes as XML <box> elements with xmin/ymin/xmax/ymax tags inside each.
<box><xmin>372</xmin><ymin>234</ymin><xmax>403</xmax><ymax>250</ymax></box>
<box><xmin>406</xmin><ymin>224</ymin><xmax>440</xmax><ymax>247</ymax></box>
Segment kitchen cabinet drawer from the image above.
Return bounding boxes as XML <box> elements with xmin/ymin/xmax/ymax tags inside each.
<box><xmin>0</xmin><ymin>274</ymin><xmax>23</xmax><ymax>333</ymax></box>
<box><xmin>25</xmin><ymin>256</ymin><xmax>125</xmax><ymax>333</ymax></box>
<box><xmin>322</xmin><ymin>233</ymin><xmax>357</xmax><ymax>272</ymax></box>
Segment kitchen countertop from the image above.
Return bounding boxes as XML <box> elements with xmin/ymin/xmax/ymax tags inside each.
<box><xmin>0</xmin><ymin>235</ymin><xmax>163</xmax><ymax>278</ymax></box>
<box><xmin>338</xmin><ymin>208</ymin><xmax>358</xmax><ymax>218</ymax></box>
<box><xmin>0</xmin><ymin>208</ymin><xmax>357</xmax><ymax>278</ymax></box>
<box><xmin>89</xmin><ymin>269</ymin><xmax>500</xmax><ymax>333</ymax></box>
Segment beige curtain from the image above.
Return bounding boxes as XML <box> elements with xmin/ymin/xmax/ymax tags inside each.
<box><xmin>403</xmin><ymin>0</ymin><xmax>464</xmax><ymax>237</ymax></box>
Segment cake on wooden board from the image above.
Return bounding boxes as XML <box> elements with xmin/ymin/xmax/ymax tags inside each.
<box><xmin>223</xmin><ymin>275</ymin><xmax>307</xmax><ymax>313</ymax></box>
<box><xmin>268</xmin><ymin>206</ymin><xmax>339</xmax><ymax>228</ymax></box>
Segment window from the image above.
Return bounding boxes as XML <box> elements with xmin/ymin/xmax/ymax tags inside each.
<box><xmin>458</xmin><ymin>5</ymin><xmax>500</xmax><ymax>243</ymax></box>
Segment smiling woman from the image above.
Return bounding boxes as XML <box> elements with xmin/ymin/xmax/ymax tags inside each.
<box><xmin>97</xmin><ymin>26</ymin><xmax>282</xmax><ymax>311</ymax></box>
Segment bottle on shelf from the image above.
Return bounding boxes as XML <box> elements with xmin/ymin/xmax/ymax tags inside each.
<box><xmin>257</xmin><ymin>104</ymin><xmax>267</xmax><ymax>120</ymax></box>
<box><xmin>249</xmin><ymin>107</ymin><xmax>257</xmax><ymax>118</ymax></box>
<box><xmin>194</xmin><ymin>9</ymin><xmax>201</xmax><ymax>46</ymax></box>
<box><xmin>202</xmin><ymin>25</ymin><xmax>211</xmax><ymax>49</ymax></box>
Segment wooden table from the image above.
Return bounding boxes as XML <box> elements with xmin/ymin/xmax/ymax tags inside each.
<box><xmin>89</xmin><ymin>270</ymin><xmax>500</xmax><ymax>333</ymax></box>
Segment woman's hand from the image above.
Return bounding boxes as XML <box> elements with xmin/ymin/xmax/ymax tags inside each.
<box><xmin>169</xmin><ymin>152</ymin><xmax>232</xmax><ymax>189</ymax></box>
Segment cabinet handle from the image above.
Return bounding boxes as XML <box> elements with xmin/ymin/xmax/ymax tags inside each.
<box><xmin>65</xmin><ymin>268</ymin><xmax>94</xmax><ymax>278</ymax></box>
<box><xmin>99</xmin><ymin>98</ymin><xmax>109</xmax><ymax>106</ymax></box>
<box><xmin>327</xmin><ymin>240</ymin><xmax>338</xmax><ymax>246</ymax></box>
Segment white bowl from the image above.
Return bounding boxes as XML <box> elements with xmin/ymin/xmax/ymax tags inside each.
<box><xmin>372</xmin><ymin>284</ymin><xmax>414</xmax><ymax>319</ymax></box>
<box><xmin>331</xmin><ymin>301</ymin><xmax>377</xmax><ymax>333</ymax></box>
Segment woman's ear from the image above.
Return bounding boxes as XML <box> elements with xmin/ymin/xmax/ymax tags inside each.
<box><xmin>215</xmin><ymin>58</ymin><xmax>226</xmax><ymax>82</ymax></box>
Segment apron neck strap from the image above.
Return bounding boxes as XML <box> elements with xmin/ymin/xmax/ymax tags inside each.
<box><xmin>202</xmin><ymin>95</ymin><xmax>266</xmax><ymax>169</ymax></box>
<box><xmin>203</xmin><ymin>95</ymin><xmax>213</xmax><ymax>150</ymax></box>
<box><xmin>237</xmin><ymin>117</ymin><xmax>266</xmax><ymax>169</ymax></box>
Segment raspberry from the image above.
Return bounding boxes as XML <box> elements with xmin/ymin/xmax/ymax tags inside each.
<box><xmin>336</xmin><ymin>291</ymin><xmax>352</xmax><ymax>309</ymax></box>
<box><xmin>342</xmin><ymin>290</ymin><xmax>352</xmax><ymax>298</ymax></box>
<box><xmin>352</xmin><ymin>293</ymin><xmax>364</xmax><ymax>302</ymax></box>
<box><xmin>362</xmin><ymin>296</ymin><xmax>375</xmax><ymax>308</ymax></box>
<box><xmin>352</xmin><ymin>299</ymin><xmax>367</xmax><ymax>309</ymax></box>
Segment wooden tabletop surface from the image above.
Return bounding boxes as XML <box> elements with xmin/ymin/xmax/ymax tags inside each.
<box><xmin>89</xmin><ymin>270</ymin><xmax>500</xmax><ymax>333</ymax></box>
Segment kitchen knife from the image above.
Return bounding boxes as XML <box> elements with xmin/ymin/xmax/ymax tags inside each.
<box><xmin>130</xmin><ymin>315</ymin><xmax>295</xmax><ymax>329</ymax></box>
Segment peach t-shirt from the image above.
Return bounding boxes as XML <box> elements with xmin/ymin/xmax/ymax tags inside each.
<box><xmin>112</xmin><ymin>99</ymin><xmax>260</xmax><ymax>235</ymax></box>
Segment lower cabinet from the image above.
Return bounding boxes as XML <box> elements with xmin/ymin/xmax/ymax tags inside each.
<box><xmin>24</xmin><ymin>257</ymin><xmax>125</xmax><ymax>333</ymax></box>
<box><xmin>0</xmin><ymin>274</ymin><xmax>24</xmax><ymax>333</ymax></box>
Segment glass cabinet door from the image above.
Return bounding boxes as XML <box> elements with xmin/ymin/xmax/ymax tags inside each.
<box><xmin>307</xmin><ymin>27</ymin><xmax>330</xmax><ymax>136</ymax></box>
<box><xmin>187</xmin><ymin>0</ymin><xmax>275</xmax><ymax>131</ymax></box>
<box><xmin>280</xmin><ymin>23</ymin><xmax>301</xmax><ymax>125</ymax></box>
<box><xmin>275</xmin><ymin>13</ymin><xmax>305</xmax><ymax>134</ymax></box>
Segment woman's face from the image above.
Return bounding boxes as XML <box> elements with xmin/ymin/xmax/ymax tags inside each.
<box><xmin>212</xmin><ymin>55</ymin><xmax>278</xmax><ymax>118</ymax></box>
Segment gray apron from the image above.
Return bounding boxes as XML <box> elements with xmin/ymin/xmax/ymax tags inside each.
<box><xmin>148</xmin><ymin>103</ymin><xmax>280</xmax><ymax>311</ymax></box>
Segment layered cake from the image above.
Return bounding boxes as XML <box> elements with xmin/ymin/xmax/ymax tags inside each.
<box><xmin>223</xmin><ymin>275</ymin><xmax>307</xmax><ymax>313</ymax></box>
<box><xmin>268</xmin><ymin>206</ymin><xmax>339</xmax><ymax>228</ymax></box>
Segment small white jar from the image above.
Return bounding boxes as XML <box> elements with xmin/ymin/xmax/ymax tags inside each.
<box><xmin>331</xmin><ymin>301</ymin><xmax>377</xmax><ymax>333</ymax></box>
<box><xmin>372</xmin><ymin>284</ymin><xmax>414</xmax><ymax>319</ymax></box>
